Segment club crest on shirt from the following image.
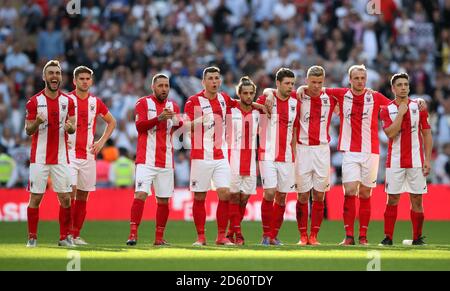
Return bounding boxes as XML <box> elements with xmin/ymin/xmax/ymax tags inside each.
<box><xmin>412</xmin><ymin>109</ymin><xmax>417</xmax><ymax>115</ymax></box>
<box><xmin>90</xmin><ymin>104</ymin><xmax>95</xmax><ymax>112</ymax></box>
<box><xmin>61</xmin><ymin>104</ymin><xmax>67</xmax><ymax>111</ymax></box>
<box><xmin>220</xmin><ymin>101</ymin><xmax>225</xmax><ymax>108</ymax></box>
<box><xmin>290</xmin><ymin>105</ymin><xmax>296</xmax><ymax>112</ymax></box>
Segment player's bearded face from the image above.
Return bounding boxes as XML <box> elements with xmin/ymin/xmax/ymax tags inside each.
<box><xmin>44</xmin><ymin>67</ymin><xmax>62</xmax><ymax>92</ymax></box>
<box><xmin>277</xmin><ymin>78</ymin><xmax>295</xmax><ymax>98</ymax></box>
<box><xmin>153</xmin><ymin>79</ymin><xmax>170</xmax><ymax>101</ymax></box>
<box><xmin>239</xmin><ymin>86</ymin><xmax>255</xmax><ymax>106</ymax></box>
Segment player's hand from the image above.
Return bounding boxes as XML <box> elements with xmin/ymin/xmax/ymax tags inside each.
<box><xmin>296</xmin><ymin>85</ymin><xmax>307</xmax><ymax>100</ymax></box>
<box><xmin>422</xmin><ymin>160</ymin><xmax>431</xmax><ymax>177</ymax></box>
<box><xmin>158</xmin><ymin>108</ymin><xmax>174</xmax><ymax>121</ymax></box>
<box><xmin>417</xmin><ymin>98</ymin><xmax>427</xmax><ymax>111</ymax></box>
<box><xmin>64</xmin><ymin>119</ymin><xmax>75</xmax><ymax>133</ymax></box>
<box><xmin>36</xmin><ymin>113</ymin><xmax>46</xmax><ymax>125</ymax></box>
<box><xmin>90</xmin><ymin>140</ymin><xmax>105</xmax><ymax>155</ymax></box>
<box><xmin>398</xmin><ymin>103</ymin><xmax>408</xmax><ymax>116</ymax></box>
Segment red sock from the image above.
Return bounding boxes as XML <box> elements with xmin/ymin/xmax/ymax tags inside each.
<box><xmin>261</xmin><ymin>198</ymin><xmax>273</xmax><ymax>237</ymax></box>
<box><xmin>411</xmin><ymin>210</ymin><xmax>424</xmax><ymax>240</ymax></box>
<box><xmin>229</xmin><ymin>203</ymin><xmax>241</xmax><ymax>235</ymax></box>
<box><xmin>311</xmin><ymin>201</ymin><xmax>324</xmax><ymax>235</ymax></box>
<box><xmin>70</xmin><ymin>198</ymin><xmax>76</xmax><ymax>230</ymax></box>
<box><xmin>59</xmin><ymin>206</ymin><xmax>72</xmax><ymax>240</ymax></box>
<box><xmin>296</xmin><ymin>200</ymin><xmax>309</xmax><ymax>236</ymax></box>
<box><xmin>384</xmin><ymin>204</ymin><xmax>398</xmax><ymax>240</ymax></box>
<box><xmin>155</xmin><ymin>203</ymin><xmax>169</xmax><ymax>241</ymax></box>
<box><xmin>193</xmin><ymin>199</ymin><xmax>206</xmax><ymax>237</ymax></box>
<box><xmin>72</xmin><ymin>200</ymin><xmax>87</xmax><ymax>238</ymax></box>
<box><xmin>216</xmin><ymin>200</ymin><xmax>229</xmax><ymax>236</ymax></box>
<box><xmin>130</xmin><ymin>198</ymin><xmax>145</xmax><ymax>237</ymax></box>
<box><xmin>343</xmin><ymin>196</ymin><xmax>356</xmax><ymax>237</ymax></box>
<box><xmin>239</xmin><ymin>204</ymin><xmax>246</xmax><ymax>222</ymax></box>
<box><xmin>359</xmin><ymin>197</ymin><xmax>371</xmax><ymax>238</ymax></box>
<box><xmin>27</xmin><ymin>207</ymin><xmax>39</xmax><ymax>239</ymax></box>
<box><xmin>271</xmin><ymin>203</ymin><xmax>286</xmax><ymax>239</ymax></box>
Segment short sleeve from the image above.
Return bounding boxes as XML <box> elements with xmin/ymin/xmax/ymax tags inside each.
<box><xmin>419</xmin><ymin>109</ymin><xmax>431</xmax><ymax>130</ymax></box>
<box><xmin>134</xmin><ymin>98</ymin><xmax>148</xmax><ymax>122</ymax></box>
<box><xmin>97</xmin><ymin>98</ymin><xmax>109</xmax><ymax>116</ymax></box>
<box><xmin>325</xmin><ymin>88</ymin><xmax>347</xmax><ymax>103</ymax></box>
<box><xmin>380</xmin><ymin>106</ymin><xmax>393</xmax><ymax>129</ymax></box>
<box><xmin>184</xmin><ymin>97</ymin><xmax>195</xmax><ymax>121</ymax></box>
<box><xmin>25</xmin><ymin>98</ymin><xmax>37</xmax><ymax>120</ymax></box>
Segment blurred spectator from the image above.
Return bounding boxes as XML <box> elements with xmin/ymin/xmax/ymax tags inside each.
<box><xmin>96</xmin><ymin>152</ymin><xmax>112</xmax><ymax>188</ymax></box>
<box><xmin>101</xmin><ymin>138</ymin><xmax>119</xmax><ymax>163</ymax></box>
<box><xmin>37</xmin><ymin>20</ymin><xmax>65</xmax><ymax>61</ymax></box>
<box><xmin>0</xmin><ymin>144</ymin><xmax>18</xmax><ymax>188</ymax></box>
<box><xmin>109</xmin><ymin>147</ymin><xmax>134</xmax><ymax>188</ymax></box>
<box><xmin>434</xmin><ymin>141</ymin><xmax>450</xmax><ymax>184</ymax></box>
<box><xmin>174</xmin><ymin>150</ymin><xmax>190</xmax><ymax>188</ymax></box>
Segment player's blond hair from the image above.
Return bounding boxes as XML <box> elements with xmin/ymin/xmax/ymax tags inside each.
<box><xmin>348</xmin><ymin>64</ymin><xmax>366</xmax><ymax>78</ymax></box>
<box><xmin>73</xmin><ymin>66</ymin><xmax>94</xmax><ymax>79</ymax></box>
<box><xmin>42</xmin><ymin>60</ymin><xmax>61</xmax><ymax>75</ymax></box>
<box><xmin>307</xmin><ymin>66</ymin><xmax>325</xmax><ymax>78</ymax></box>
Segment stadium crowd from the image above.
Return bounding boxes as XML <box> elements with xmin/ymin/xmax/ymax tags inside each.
<box><xmin>0</xmin><ymin>0</ymin><xmax>449</xmax><ymax>188</ymax></box>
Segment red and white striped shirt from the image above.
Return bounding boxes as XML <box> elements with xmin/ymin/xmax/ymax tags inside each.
<box><xmin>326</xmin><ymin>88</ymin><xmax>390</xmax><ymax>154</ymax></box>
<box><xmin>257</xmin><ymin>92</ymin><xmax>300</xmax><ymax>162</ymax></box>
<box><xmin>184</xmin><ymin>90</ymin><xmax>237</xmax><ymax>160</ymax></box>
<box><xmin>297</xmin><ymin>91</ymin><xmax>336</xmax><ymax>145</ymax></box>
<box><xmin>67</xmin><ymin>91</ymin><xmax>109</xmax><ymax>160</ymax></box>
<box><xmin>135</xmin><ymin>95</ymin><xmax>181</xmax><ymax>168</ymax></box>
<box><xmin>380</xmin><ymin>99</ymin><xmax>430</xmax><ymax>168</ymax></box>
<box><xmin>226</xmin><ymin>107</ymin><xmax>260</xmax><ymax>176</ymax></box>
<box><xmin>25</xmin><ymin>90</ymin><xmax>75</xmax><ymax>164</ymax></box>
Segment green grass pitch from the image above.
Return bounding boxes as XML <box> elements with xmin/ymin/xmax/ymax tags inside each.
<box><xmin>1</xmin><ymin>220</ymin><xmax>450</xmax><ymax>271</ymax></box>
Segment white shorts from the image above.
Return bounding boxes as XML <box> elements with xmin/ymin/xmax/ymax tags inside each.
<box><xmin>28</xmin><ymin>163</ymin><xmax>72</xmax><ymax>194</ymax></box>
<box><xmin>295</xmin><ymin>144</ymin><xmax>331</xmax><ymax>193</ymax></box>
<box><xmin>259</xmin><ymin>160</ymin><xmax>295</xmax><ymax>193</ymax></box>
<box><xmin>342</xmin><ymin>152</ymin><xmax>379</xmax><ymax>188</ymax></box>
<box><xmin>385</xmin><ymin>168</ymin><xmax>428</xmax><ymax>194</ymax></box>
<box><xmin>190</xmin><ymin>159</ymin><xmax>231</xmax><ymax>192</ymax></box>
<box><xmin>135</xmin><ymin>164</ymin><xmax>174</xmax><ymax>198</ymax></box>
<box><xmin>230</xmin><ymin>175</ymin><xmax>257</xmax><ymax>195</ymax></box>
<box><xmin>69</xmin><ymin>156</ymin><xmax>96</xmax><ymax>192</ymax></box>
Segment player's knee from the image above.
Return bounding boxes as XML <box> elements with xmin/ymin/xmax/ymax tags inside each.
<box><xmin>387</xmin><ymin>195</ymin><xmax>400</xmax><ymax>206</ymax></box>
<box><xmin>297</xmin><ymin>193</ymin><xmax>309</xmax><ymax>204</ymax></box>
<box><xmin>76</xmin><ymin>190</ymin><xmax>89</xmax><ymax>201</ymax></box>
<box><xmin>28</xmin><ymin>195</ymin><xmax>43</xmax><ymax>208</ymax></box>
<box><xmin>59</xmin><ymin>196</ymin><xmax>71</xmax><ymax>208</ymax></box>
<box><xmin>134</xmin><ymin>192</ymin><xmax>147</xmax><ymax>201</ymax></box>
<box><xmin>313</xmin><ymin>191</ymin><xmax>325</xmax><ymax>202</ymax></box>
<box><xmin>229</xmin><ymin>193</ymin><xmax>240</xmax><ymax>204</ymax></box>
<box><xmin>275</xmin><ymin>193</ymin><xmax>287</xmax><ymax>206</ymax></box>
<box><xmin>263</xmin><ymin>189</ymin><xmax>276</xmax><ymax>201</ymax></box>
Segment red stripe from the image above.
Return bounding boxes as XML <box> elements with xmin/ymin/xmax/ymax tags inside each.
<box><xmin>386</xmin><ymin>139</ymin><xmax>393</xmax><ymax>167</ymax></box>
<box><xmin>349</xmin><ymin>98</ymin><xmax>363</xmax><ymax>152</ymax></box>
<box><xmin>211</xmin><ymin>98</ymin><xmax>225</xmax><ymax>160</ymax></box>
<box><xmin>239</xmin><ymin>111</ymin><xmax>252</xmax><ymax>175</ymax></box>
<box><xmin>371</xmin><ymin>101</ymin><xmax>381</xmax><ymax>154</ymax></box>
<box><xmin>155</xmin><ymin>101</ymin><xmax>167</xmax><ymax>168</ymax></box>
<box><xmin>308</xmin><ymin>98</ymin><xmax>321</xmax><ymax>145</ymax></box>
<box><xmin>135</xmin><ymin>100</ymin><xmax>148</xmax><ymax>164</ymax></box>
<box><xmin>46</xmin><ymin>97</ymin><xmax>59</xmax><ymax>164</ymax></box>
<box><xmin>400</xmin><ymin>111</ymin><xmax>412</xmax><ymax>168</ymax></box>
<box><xmin>276</xmin><ymin>99</ymin><xmax>288</xmax><ymax>162</ymax></box>
<box><xmin>75</xmin><ymin>97</ymin><xmax>88</xmax><ymax>159</ymax></box>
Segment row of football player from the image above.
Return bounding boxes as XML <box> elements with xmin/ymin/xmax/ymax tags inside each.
<box><xmin>24</xmin><ymin>61</ymin><xmax>431</xmax><ymax>248</ymax></box>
